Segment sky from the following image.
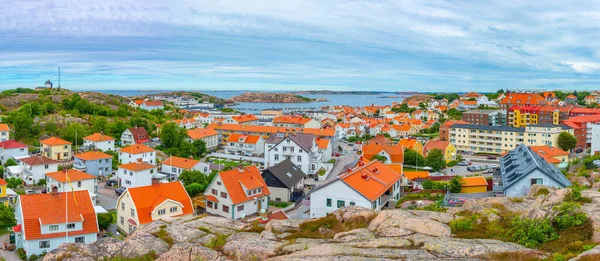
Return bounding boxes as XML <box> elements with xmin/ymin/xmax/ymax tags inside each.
<box><xmin>1</xmin><ymin>1</ymin><xmax>600</xmax><ymax>92</ymax></box>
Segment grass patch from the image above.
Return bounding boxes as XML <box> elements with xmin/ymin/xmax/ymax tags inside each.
<box><xmin>268</xmin><ymin>201</ymin><xmax>291</xmax><ymax>208</ymax></box>
<box><xmin>198</xmin><ymin>226</ymin><xmax>211</xmax><ymax>233</ymax></box>
<box><xmin>534</xmin><ymin>188</ymin><xmax>550</xmax><ymax>197</ymax></box>
<box><xmin>204</xmin><ymin>233</ymin><xmax>229</xmax><ymax>251</ymax></box>
<box><xmin>578</xmin><ymin>254</ymin><xmax>600</xmax><ymax>261</ymax></box>
<box><xmin>509</xmin><ymin>197</ymin><xmax>524</xmax><ymax>203</ymax></box>
<box><xmin>283</xmin><ymin>213</ymin><xmax>374</xmax><ymax>240</ymax></box>
<box><xmin>104</xmin><ymin>250</ymin><xmax>158</xmax><ymax>261</ymax></box>
<box><xmin>241</xmin><ymin>221</ymin><xmax>265</xmax><ymax>233</ymax></box>
<box><xmin>482</xmin><ymin>251</ymin><xmax>544</xmax><ymax>261</ymax></box>
<box><xmin>151</xmin><ymin>227</ymin><xmax>174</xmax><ymax>247</ymax></box>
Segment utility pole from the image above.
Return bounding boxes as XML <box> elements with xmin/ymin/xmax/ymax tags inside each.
<box><xmin>58</xmin><ymin>67</ymin><xmax>61</xmax><ymax>90</ymax></box>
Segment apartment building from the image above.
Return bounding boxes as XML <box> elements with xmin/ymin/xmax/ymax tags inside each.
<box><xmin>450</xmin><ymin>124</ymin><xmax>573</xmax><ymax>154</ymax></box>
<box><xmin>462</xmin><ymin>110</ymin><xmax>506</xmax><ymax>126</ymax></box>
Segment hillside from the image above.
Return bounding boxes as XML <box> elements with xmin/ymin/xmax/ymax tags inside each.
<box><xmin>401</xmin><ymin>94</ymin><xmax>432</xmax><ymax>104</ymax></box>
<box><xmin>229</xmin><ymin>92</ymin><xmax>316</xmax><ymax>103</ymax></box>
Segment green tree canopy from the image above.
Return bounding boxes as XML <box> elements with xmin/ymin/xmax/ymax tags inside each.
<box><xmin>449</xmin><ymin>176</ymin><xmax>463</xmax><ymax>193</ymax></box>
<box><xmin>557</xmin><ymin>132</ymin><xmax>577</xmax><ymax>152</ymax></box>
<box><xmin>403</xmin><ymin>149</ymin><xmax>425</xmax><ymax>166</ymax></box>
<box><xmin>425</xmin><ymin>148</ymin><xmax>446</xmax><ymax>171</ymax></box>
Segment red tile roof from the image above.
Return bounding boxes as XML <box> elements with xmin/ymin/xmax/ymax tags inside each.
<box><xmin>162</xmin><ymin>156</ymin><xmax>200</xmax><ymax>169</ymax></box>
<box><xmin>126</xmin><ymin>181</ymin><xmax>193</xmax><ymax>225</ymax></box>
<box><xmin>19</xmin><ymin>191</ymin><xmax>98</xmax><ymax>240</ymax></box>
<box><xmin>216</xmin><ymin>166</ymin><xmax>270</xmax><ymax>205</ymax></box>
<box><xmin>187</xmin><ymin>128</ymin><xmax>218</xmax><ymax>140</ymax></box>
<box><xmin>403</xmin><ymin>171</ymin><xmax>429</xmax><ymax>180</ymax></box>
<box><xmin>362</xmin><ymin>143</ymin><xmax>404</xmax><ymax>163</ymax></box>
<box><xmin>0</xmin><ymin>124</ymin><xmax>9</xmax><ymax>132</ymax></box>
<box><xmin>74</xmin><ymin>151</ymin><xmax>112</xmax><ymax>161</ymax></box>
<box><xmin>500</xmin><ymin>93</ymin><xmax>546</xmax><ymax>105</ymax></box>
<box><xmin>231</xmin><ymin>114</ymin><xmax>258</xmax><ymax>123</ymax></box>
<box><xmin>83</xmin><ymin>133</ymin><xmax>115</xmax><ymax>142</ymax></box>
<box><xmin>340</xmin><ymin>160</ymin><xmax>402</xmax><ymax>201</ymax></box>
<box><xmin>119</xmin><ymin>161</ymin><xmax>156</xmax><ymax>172</ymax></box>
<box><xmin>143</xmin><ymin>100</ymin><xmax>163</xmax><ymax>107</ymax></box>
<box><xmin>226</xmin><ymin>134</ymin><xmax>261</xmax><ymax>144</ymax></box>
<box><xmin>40</xmin><ymin>137</ymin><xmax>72</xmax><ymax>146</ymax></box>
<box><xmin>0</xmin><ymin>140</ymin><xmax>27</xmax><ymax>149</ymax></box>
<box><xmin>127</xmin><ymin>127</ymin><xmax>149</xmax><ymax>144</ymax></box>
<box><xmin>423</xmin><ymin>139</ymin><xmax>452</xmax><ymax>155</ymax></box>
<box><xmin>119</xmin><ymin>144</ymin><xmax>155</xmax><ymax>154</ymax></box>
<box><xmin>273</xmin><ymin>116</ymin><xmax>311</xmax><ymax>125</ymax></box>
<box><xmin>45</xmin><ymin>169</ymin><xmax>96</xmax><ymax>183</ymax></box>
<box><xmin>20</xmin><ymin>155</ymin><xmax>59</xmax><ymax>166</ymax></box>
<box><xmin>316</xmin><ymin>138</ymin><xmax>330</xmax><ymax>149</ymax></box>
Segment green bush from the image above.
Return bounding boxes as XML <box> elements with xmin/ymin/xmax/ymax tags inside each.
<box><xmin>449</xmin><ymin>216</ymin><xmax>476</xmax><ymax>233</ymax></box>
<box><xmin>184</xmin><ymin>182</ymin><xmax>204</xmax><ymax>197</ymax></box>
<box><xmin>37</xmin><ymin>179</ymin><xmax>46</xmax><ymax>186</ymax></box>
<box><xmin>553</xmin><ymin>202</ymin><xmax>588</xmax><ymax>230</ymax></box>
<box><xmin>17</xmin><ymin>248</ymin><xmax>26</xmax><ymax>260</ymax></box>
<box><xmin>97</xmin><ymin>212</ymin><xmax>113</xmax><ymax>231</ymax></box>
<box><xmin>507</xmin><ymin>218</ymin><xmax>558</xmax><ymax>248</ymax></box>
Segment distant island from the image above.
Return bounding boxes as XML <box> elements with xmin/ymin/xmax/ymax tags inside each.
<box><xmin>229</xmin><ymin>92</ymin><xmax>325</xmax><ymax>103</ymax></box>
<box><xmin>293</xmin><ymin>90</ymin><xmax>419</xmax><ymax>95</ymax></box>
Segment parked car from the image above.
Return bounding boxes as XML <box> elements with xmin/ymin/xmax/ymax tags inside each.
<box><xmin>341</xmin><ymin>151</ymin><xmax>347</xmax><ymax>155</ymax></box>
<box><xmin>486</xmin><ymin>156</ymin><xmax>497</xmax><ymax>160</ymax></box>
<box><xmin>106</xmin><ymin>180</ymin><xmax>118</xmax><ymax>187</ymax></box>
<box><xmin>115</xmin><ymin>187</ymin><xmax>125</xmax><ymax>196</ymax></box>
<box><xmin>576</xmin><ymin>148</ymin><xmax>584</xmax><ymax>153</ymax></box>
<box><xmin>457</xmin><ymin>161</ymin><xmax>471</xmax><ymax>166</ymax></box>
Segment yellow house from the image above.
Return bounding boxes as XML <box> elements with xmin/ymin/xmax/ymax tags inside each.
<box><xmin>398</xmin><ymin>138</ymin><xmax>424</xmax><ymax>155</ymax></box>
<box><xmin>39</xmin><ymin>137</ymin><xmax>72</xmax><ymax>160</ymax></box>
<box><xmin>423</xmin><ymin>139</ymin><xmax>457</xmax><ymax>163</ymax></box>
<box><xmin>460</xmin><ymin>176</ymin><xmax>489</xmax><ymax>193</ymax></box>
<box><xmin>0</xmin><ymin>179</ymin><xmax>16</xmax><ymax>207</ymax></box>
<box><xmin>116</xmin><ymin>181</ymin><xmax>193</xmax><ymax>235</ymax></box>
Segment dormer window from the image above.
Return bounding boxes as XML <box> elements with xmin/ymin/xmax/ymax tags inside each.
<box><xmin>67</xmin><ymin>223</ymin><xmax>75</xmax><ymax>229</ymax></box>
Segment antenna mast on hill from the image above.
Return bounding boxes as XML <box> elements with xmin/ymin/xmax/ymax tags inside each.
<box><xmin>58</xmin><ymin>67</ymin><xmax>61</xmax><ymax>90</ymax></box>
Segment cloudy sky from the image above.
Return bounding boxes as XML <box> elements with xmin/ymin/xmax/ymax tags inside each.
<box><xmin>1</xmin><ymin>0</ymin><xmax>600</xmax><ymax>92</ymax></box>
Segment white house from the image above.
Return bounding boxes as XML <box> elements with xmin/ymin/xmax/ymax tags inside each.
<box><xmin>120</xmin><ymin>127</ymin><xmax>149</xmax><ymax>146</ymax></box>
<box><xmin>224</xmin><ymin>134</ymin><xmax>265</xmax><ymax>156</ymax></box>
<box><xmin>204</xmin><ymin>166</ymin><xmax>270</xmax><ymax>219</ymax></box>
<box><xmin>118</xmin><ymin>144</ymin><xmax>156</xmax><ymax>164</ymax></box>
<box><xmin>161</xmin><ymin>156</ymin><xmax>209</xmax><ymax>181</ymax></box>
<box><xmin>310</xmin><ymin>159</ymin><xmax>401</xmax><ymax>218</ymax></box>
<box><xmin>0</xmin><ymin>140</ymin><xmax>28</xmax><ymax>164</ymax></box>
<box><xmin>83</xmin><ymin>132</ymin><xmax>115</xmax><ymax>151</ymax></box>
<box><xmin>186</xmin><ymin>128</ymin><xmax>219</xmax><ymax>151</ymax></box>
<box><xmin>316</xmin><ymin>138</ymin><xmax>333</xmax><ymax>162</ymax></box>
<box><xmin>265</xmin><ymin>133</ymin><xmax>323</xmax><ymax>176</ymax></box>
<box><xmin>495</xmin><ymin>144</ymin><xmax>571</xmax><ymax>197</ymax></box>
<box><xmin>272</xmin><ymin>116</ymin><xmax>321</xmax><ymax>128</ymax></box>
<box><xmin>140</xmin><ymin>100</ymin><xmax>164</xmax><ymax>111</ymax></box>
<box><xmin>223</xmin><ymin>115</ymin><xmax>259</xmax><ymax>125</ymax></box>
<box><xmin>117</xmin><ymin>160</ymin><xmax>160</xmax><ymax>189</ymax></box>
<box><xmin>7</xmin><ymin>156</ymin><xmax>60</xmax><ymax>186</ymax></box>
<box><xmin>476</xmin><ymin>95</ymin><xmax>499</xmax><ymax>107</ymax></box>
<box><xmin>0</xmin><ymin>123</ymin><xmax>10</xmax><ymax>141</ymax></box>
<box><xmin>195</xmin><ymin>113</ymin><xmax>214</xmax><ymax>125</ymax></box>
<box><xmin>45</xmin><ymin>169</ymin><xmax>98</xmax><ymax>204</ymax></box>
<box><xmin>14</xmin><ymin>190</ymin><xmax>98</xmax><ymax>258</ymax></box>
<box><xmin>116</xmin><ymin>181</ymin><xmax>193</xmax><ymax>235</ymax></box>
<box><xmin>173</xmin><ymin>118</ymin><xmax>197</xmax><ymax>129</ymax></box>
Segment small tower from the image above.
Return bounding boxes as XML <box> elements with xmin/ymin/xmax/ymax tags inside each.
<box><xmin>45</xmin><ymin>80</ymin><xmax>53</xmax><ymax>89</ymax></box>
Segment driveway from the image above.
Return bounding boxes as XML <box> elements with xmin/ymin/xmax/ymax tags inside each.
<box><xmin>97</xmin><ymin>182</ymin><xmax>118</xmax><ymax>210</ymax></box>
<box><xmin>0</xmin><ymin>234</ymin><xmax>19</xmax><ymax>261</ymax></box>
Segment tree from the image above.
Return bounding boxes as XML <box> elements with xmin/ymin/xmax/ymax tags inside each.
<box><xmin>425</xmin><ymin>149</ymin><xmax>446</xmax><ymax>171</ymax></box>
<box><xmin>5</xmin><ymin>158</ymin><xmax>18</xmax><ymax>167</ymax></box>
<box><xmin>0</xmin><ymin>204</ymin><xmax>16</xmax><ymax>228</ymax></box>
<box><xmin>403</xmin><ymin>149</ymin><xmax>425</xmax><ymax>166</ymax></box>
<box><xmin>185</xmin><ymin>183</ymin><xmax>204</xmax><ymax>197</ymax></box>
<box><xmin>97</xmin><ymin>212</ymin><xmax>113</xmax><ymax>230</ymax></box>
<box><xmin>10</xmin><ymin>112</ymin><xmax>34</xmax><ymax>140</ymax></box>
<box><xmin>557</xmin><ymin>132</ymin><xmax>577</xmax><ymax>152</ymax></box>
<box><xmin>60</xmin><ymin>123</ymin><xmax>89</xmax><ymax>145</ymax></box>
<box><xmin>193</xmin><ymin>140</ymin><xmax>207</xmax><ymax>157</ymax></box>
<box><xmin>371</xmin><ymin>154</ymin><xmax>388</xmax><ymax>162</ymax></box>
<box><xmin>449</xmin><ymin>176</ymin><xmax>463</xmax><ymax>193</ymax></box>
<box><xmin>6</xmin><ymin>177</ymin><xmax>22</xmax><ymax>189</ymax></box>
<box><xmin>92</xmin><ymin>117</ymin><xmax>108</xmax><ymax>133</ymax></box>
<box><xmin>160</xmin><ymin>123</ymin><xmax>183</xmax><ymax>148</ymax></box>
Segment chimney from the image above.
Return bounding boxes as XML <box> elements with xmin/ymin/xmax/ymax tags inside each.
<box><xmin>51</xmin><ymin>186</ymin><xmax>59</xmax><ymax>196</ymax></box>
<box><xmin>137</xmin><ymin>158</ymin><xmax>143</xmax><ymax>163</ymax></box>
<box><xmin>188</xmin><ymin>155</ymin><xmax>193</xmax><ymax>160</ymax></box>
<box><xmin>238</xmin><ymin>165</ymin><xmax>245</xmax><ymax>172</ymax></box>
<box><xmin>151</xmin><ymin>178</ymin><xmax>160</xmax><ymax>185</ymax></box>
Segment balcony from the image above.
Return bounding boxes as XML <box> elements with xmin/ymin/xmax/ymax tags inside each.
<box><xmin>282</xmin><ymin>150</ymin><xmax>296</xmax><ymax>156</ymax></box>
<box><xmin>73</xmin><ymin>162</ymin><xmax>87</xmax><ymax>171</ymax></box>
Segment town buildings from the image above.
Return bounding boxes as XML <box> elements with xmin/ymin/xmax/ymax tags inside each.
<box><xmin>462</xmin><ymin>110</ymin><xmax>506</xmax><ymax>126</ymax></box>
<box><xmin>0</xmin><ymin>140</ymin><xmax>28</xmax><ymax>164</ymax></box>
<box><xmin>264</xmin><ymin>133</ymin><xmax>324</xmax><ymax>176</ymax></box>
<box><xmin>14</xmin><ymin>190</ymin><xmax>98</xmax><ymax>258</ymax></box>
<box><xmin>8</xmin><ymin>155</ymin><xmax>59</xmax><ymax>185</ymax></box>
<box><xmin>224</xmin><ymin>134</ymin><xmax>265</xmax><ymax>156</ymax></box>
<box><xmin>223</xmin><ymin>115</ymin><xmax>259</xmax><ymax>125</ymax></box>
<box><xmin>272</xmin><ymin>116</ymin><xmax>321</xmax><ymax>128</ymax></box>
<box><xmin>460</xmin><ymin>176</ymin><xmax>488</xmax><ymax>193</ymax></box>
<box><xmin>0</xmin><ymin>123</ymin><xmax>10</xmax><ymax>141</ymax></box>
<box><xmin>116</xmin><ymin>181</ymin><xmax>193</xmax><ymax>234</ymax></box>
<box><xmin>204</xmin><ymin>166</ymin><xmax>270</xmax><ymax>219</ymax></box>
<box><xmin>186</xmin><ymin>128</ymin><xmax>219</xmax><ymax>151</ymax></box>
<box><xmin>161</xmin><ymin>156</ymin><xmax>209</xmax><ymax>181</ymax></box>
<box><xmin>118</xmin><ymin>144</ymin><xmax>156</xmax><ymax>164</ymax></box>
<box><xmin>45</xmin><ymin>169</ymin><xmax>98</xmax><ymax>203</ymax></box>
<box><xmin>261</xmin><ymin>159</ymin><xmax>305</xmax><ymax>202</ymax></box>
<box><xmin>117</xmin><ymin>160</ymin><xmax>159</xmax><ymax>189</ymax></box>
<box><xmin>139</xmin><ymin>100</ymin><xmax>164</xmax><ymax>111</ymax></box>
<box><xmin>423</xmin><ymin>140</ymin><xmax>457</xmax><ymax>163</ymax></box>
<box><xmin>73</xmin><ymin>151</ymin><xmax>113</xmax><ymax>177</ymax></box>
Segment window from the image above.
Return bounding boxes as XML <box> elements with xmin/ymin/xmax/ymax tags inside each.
<box><xmin>75</xmin><ymin>236</ymin><xmax>85</xmax><ymax>243</ymax></box>
<box><xmin>274</xmin><ymin>154</ymin><xmax>279</xmax><ymax>161</ymax></box>
<box><xmin>125</xmin><ymin>180</ymin><xmax>131</xmax><ymax>185</ymax></box>
<box><xmin>49</xmin><ymin>225</ymin><xmax>59</xmax><ymax>231</ymax></box>
<box><xmin>222</xmin><ymin>205</ymin><xmax>229</xmax><ymax>213</ymax></box>
<box><xmin>77</xmin><ymin>181</ymin><xmax>81</xmax><ymax>188</ymax></box>
<box><xmin>337</xmin><ymin>200</ymin><xmax>345</xmax><ymax>208</ymax></box>
<box><xmin>170</xmin><ymin>206</ymin><xmax>178</xmax><ymax>213</ymax></box>
<box><xmin>171</xmin><ymin>167</ymin><xmax>176</xmax><ymax>172</ymax></box>
<box><xmin>349</xmin><ymin>202</ymin><xmax>355</xmax><ymax>206</ymax></box>
<box><xmin>158</xmin><ymin>209</ymin><xmax>166</xmax><ymax>215</ymax></box>
<box><xmin>237</xmin><ymin>205</ymin><xmax>244</xmax><ymax>211</ymax></box>
<box><xmin>531</xmin><ymin>178</ymin><xmax>543</xmax><ymax>185</ymax></box>
<box><xmin>207</xmin><ymin>201</ymin><xmax>213</xmax><ymax>209</ymax></box>
<box><xmin>39</xmin><ymin>241</ymin><xmax>50</xmax><ymax>249</ymax></box>
<box><xmin>131</xmin><ymin>209</ymin><xmax>135</xmax><ymax>217</ymax></box>
<box><xmin>217</xmin><ymin>181</ymin><xmax>221</xmax><ymax>186</ymax></box>
<box><xmin>212</xmin><ymin>189</ymin><xmax>217</xmax><ymax>195</ymax></box>
<box><xmin>45</xmin><ymin>164</ymin><xmax>49</xmax><ymax>169</ymax></box>
<box><xmin>150</xmin><ymin>169</ymin><xmax>154</xmax><ymax>174</ymax></box>
<box><xmin>297</xmin><ymin>155</ymin><xmax>302</xmax><ymax>162</ymax></box>
<box><xmin>120</xmin><ymin>216</ymin><xmax>124</xmax><ymax>225</ymax></box>
<box><xmin>326</xmin><ymin>198</ymin><xmax>332</xmax><ymax>207</ymax></box>
<box><xmin>221</xmin><ymin>192</ymin><xmax>227</xmax><ymax>199</ymax></box>
<box><xmin>67</xmin><ymin>223</ymin><xmax>76</xmax><ymax>229</ymax></box>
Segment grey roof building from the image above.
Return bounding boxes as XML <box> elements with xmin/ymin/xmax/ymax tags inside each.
<box><xmin>494</xmin><ymin>143</ymin><xmax>571</xmax><ymax>197</ymax></box>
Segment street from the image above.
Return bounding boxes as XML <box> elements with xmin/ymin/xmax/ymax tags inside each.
<box><xmin>97</xmin><ymin>182</ymin><xmax>118</xmax><ymax>210</ymax></box>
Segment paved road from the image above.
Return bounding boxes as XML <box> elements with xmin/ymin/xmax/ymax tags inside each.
<box><xmin>97</xmin><ymin>182</ymin><xmax>118</xmax><ymax>210</ymax></box>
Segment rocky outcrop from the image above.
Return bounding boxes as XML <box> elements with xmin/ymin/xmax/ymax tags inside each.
<box><xmin>571</xmin><ymin>244</ymin><xmax>600</xmax><ymax>261</ymax></box>
<box><xmin>230</xmin><ymin>92</ymin><xmax>315</xmax><ymax>103</ymax></box>
<box><xmin>44</xmin><ymin>206</ymin><xmax>538</xmax><ymax>261</ymax></box>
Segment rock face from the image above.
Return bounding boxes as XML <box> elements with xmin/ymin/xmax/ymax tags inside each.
<box><xmin>44</xmin><ymin>206</ymin><xmax>538</xmax><ymax>261</ymax></box>
<box><xmin>230</xmin><ymin>92</ymin><xmax>315</xmax><ymax>103</ymax></box>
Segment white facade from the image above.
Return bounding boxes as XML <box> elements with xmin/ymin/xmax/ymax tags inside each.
<box><xmin>83</xmin><ymin>139</ymin><xmax>114</xmax><ymax>151</ymax></box>
<box><xmin>204</xmin><ymin>175</ymin><xmax>269</xmax><ymax>219</ymax></box>
<box><xmin>224</xmin><ymin>138</ymin><xmax>265</xmax><ymax>156</ymax></box>
<box><xmin>0</xmin><ymin>147</ymin><xmax>28</xmax><ymax>164</ymax></box>
<box><xmin>117</xmin><ymin>166</ymin><xmax>157</xmax><ymax>188</ymax></box>
<box><xmin>309</xmin><ymin>179</ymin><xmax>400</xmax><ymax>218</ymax></box>
<box><xmin>476</xmin><ymin>96</ymin><xmax>499</xmax><ymax>107</ymax></box>
<box><xmin>186</xmin><ymin>134</ymin><xmax>219</xmax><ymax>151</ymax></box>
<box><xmin>119</xmin><ymin>151</ymin><xmax>155</xmax><ymax>165</ymax></box>
<box><xmin>19</xmin><ymin>163</ymin><xmax>59</xmax><ymax>186</ymax></box>
<box><xmin>45</xmin><ymin>178</ymin><xmax>98</xmax><ymax>203</ymax></box>
<box><xmin>0</xmin><ymin>130</ymin><xmax>9</xmax><ymax>142</ymax></box>
<box><xmin>161</xmin><ymin>162</ymin><xmax>210</xmax><ymax>179</ymax></box>
<box><xmin>592</xmin><ymin>124</ymin><xmax>600</xmax><ymax>154</ymax></box>
<box><xmin>120</xmin><ymin>129</ymin><xmax>137</xmax><ymax>146</ymax></box>
<box><xmin>504</xmin><ymin>169</ymin><xmax>568</xmax><ymax>197</ymax></box>
<box><xmin>265</xmin><ymin>137</ymin><xmax>323</xmax><ymax>176</ymax></box>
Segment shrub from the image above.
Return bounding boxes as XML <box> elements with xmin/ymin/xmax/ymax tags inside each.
<box><xmin>17</xmin><ymin>248</ymin><xmax>26</xmax><ymax>260</ymax></box>
<box><xmin>205</xmin><ymin>233</ymin><xmax>229</xmax><ymax>251</ymax></box>
<box><xmin>152</xmin><ymin>227</ymin><xmax>174</xmax><ymax>247</ymax></box>
<box><xmin>97</xmin><ymin>212</ymin><xmax>113</xmax><ymax>230</ymax></box>
<box><xmin>268</xmin><ymin>201</ymin><xmax>291</xmax><ymax>208</ymax></box>
<box><xmin>507</xmin><ymin>218</ymin><xmax>558</xmax><ymax>248</ymax></box>
<box><xmin>449</xmin><ymin>216</ymin><xmax>476</xmax><ymax>233</ymax></box>
<box><xmin>553</xmin><ymin>202</ymin><xmax>588</xmax><ymax>230</ymax></box>
<box><xmin>36</xmin><ymin>179</ymin><xmax>46</xmax><ymax>186</ymax></box>
<box><xmin>533</xmin><ymin>188</ymin><xmax>550</xmax><ymax>197</ymax></box>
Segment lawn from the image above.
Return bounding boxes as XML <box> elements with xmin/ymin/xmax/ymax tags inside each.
<box><xmin>414</xmin><ymin>132</ymin><xmax>439</xmax><ymax>138</ymax></box>
<box><xmin>212</xmin><ymin>159</ymin><xmax>252</xmax><ymax>168</ymax></box>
